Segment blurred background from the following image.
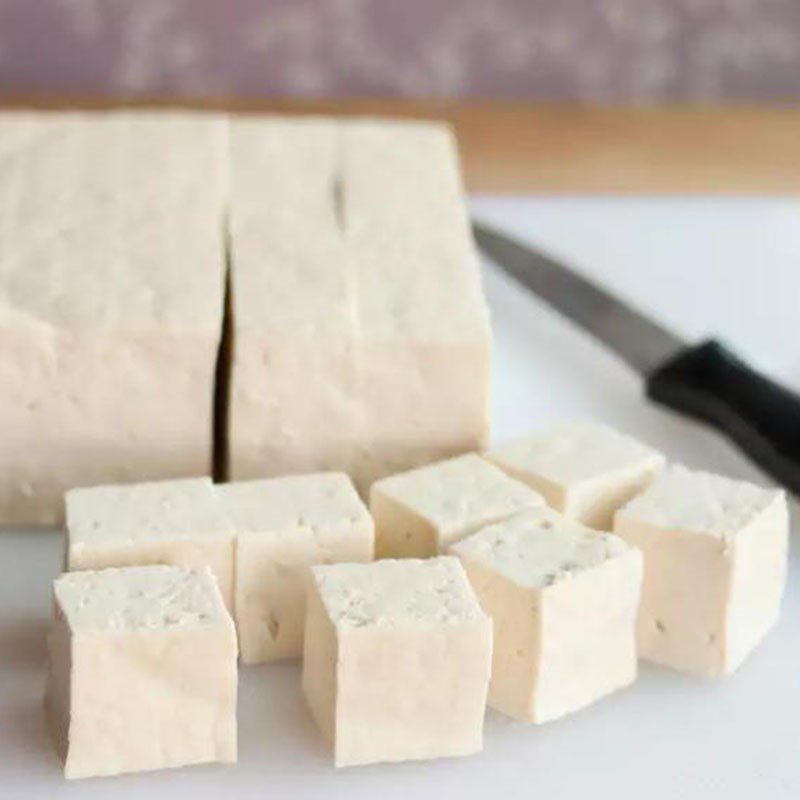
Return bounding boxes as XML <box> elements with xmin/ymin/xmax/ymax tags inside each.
<box><xmin>1</xmin><ymin>0</ymin><xmax>799</xmax><ymax>101</ymax></box>
<box><xmin>4</xmin><ymin>0</ymin><xmax>800</xmax><ymax>196</ymax></box>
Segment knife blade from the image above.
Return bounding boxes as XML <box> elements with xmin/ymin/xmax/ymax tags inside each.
<box><xmin>473</xmin><ymin>221</ymin><xmax>800</xmax><ymax>494</ymax></box>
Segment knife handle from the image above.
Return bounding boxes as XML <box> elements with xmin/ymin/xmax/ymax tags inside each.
<box><xmin>646</xmin><ymin>339</ymin><xmax>800</xmax><ymax>494</ymax></box>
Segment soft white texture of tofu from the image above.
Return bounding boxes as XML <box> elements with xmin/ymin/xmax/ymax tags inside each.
<box><xmin>370</xmin><ymin>453</ymin><xmax>545</xmax><ymax>558</ymax></box>
<box><xmin>44</xmin><ymin>565</ymin><xmax>237</xmax><ymax>780</ymax></box>
<box><xmin>0</xmin><ymin>112</ymin><xmax>227</xmax><ymax>525</ymax></box>
<box><xmin>451</xmin><ymin>509</ymin><xmax>641</xmax><ymax>723</ymax></box>
<box><xmin>302</xmin><ymin>557</ymin><xmax>492</xmax><ymax>768</ymax></box>
<box><xmin>65</xmin><ymin>477</ymin><xmax>235</xmax><ymax>610</ymax></box>
<box><xmin>227</xmin><ymin>116</ymin><xmax>491</xmax><ymax>492</ymax></box>
<box><xmin>218</xmin><ymin>473</ymin><xmax>373</xmax><ymax>664</ymax></box>
<box><xmin>486</xmin><ymin>421</ymin><xmax>665</xmax><ymax>529</ymax></box>
<box><xmin>613</xmin><ymin>465</ymin><xmax>788</xmax><ymax>676</ymax></box>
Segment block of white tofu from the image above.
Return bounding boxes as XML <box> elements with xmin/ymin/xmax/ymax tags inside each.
<box><xmin>218</xmin><ymin>472</ymin><xmax>373</xmax><ymax>664</ymax></box>
<box><xmin>302</xmin><ymin>557</ymin><xmax>491</xmax><ymax>767</ymax></box>
<box><xmin>486</xmin><ymin>421</ymin><xmax>665</xmax><ymax>529</ymax></box>
<box><xmin>451</xmin><ymin>509</ymin><xmax>641</xmax><ymax>723</ymax></box>
<box><xmin>613</xmin><ymin>466</ymin><xmax>788</xmax><ymax>677</ymax></box>
<box><xmin>0</xmin><ymin>111</ymin><xmax>227</xmax><ymax>525</ymax></box>
<box><xmin>227</xmin><ymin>116</ymin><xmax>491</xmax><ymax>492</ymax></box>
<box><xmin>65</xmin><ymin>477</ymin><xmax>235</xmax><ymax>611</ymax></box>
<box><xmin>370</xmin><ymin>453</ymin><xmax>545</xmax><ymax>558</ymax></box>
<box><xmin>44</xmin><ymin>565</ymin><xmax>237</xmax><ymax>779</ymax></box>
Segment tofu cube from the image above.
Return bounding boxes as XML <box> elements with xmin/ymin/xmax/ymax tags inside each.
<box><xmin>302</xmin><ymin>557</ymin><xmax>492</xmax><ymax>767</ymax></box>
<box><xmin>370</xmin><ymin>453</ymin><xmax>544</xmax><ymax>558</ymax></box>
<box><xmin>65</xmin><ymin>478</ymin><xmax>235</xmax><ymax>611</ymax></box>
<box><xmin>451</xmin><ymin>509</ymin><xmax>642</xmax><ymax>723</ymax></box>
<box><xmin>218</xmin><ymin>473</ymin><xmax>374</xmax><ymax>664</ymax></box>
<box><xmin>486</xmin><ymin>421</ymin><xmax>664</xmax><ymax>530</ymax></box>
<box><xmin>44</xmin><ymin>565</ymin><xmax>237</xmax><ymax>779</ymax></box>
<box><xmin>613</xmin><ymin>466</ymin><xmax>788</xmax><ymax>676</ymax></box>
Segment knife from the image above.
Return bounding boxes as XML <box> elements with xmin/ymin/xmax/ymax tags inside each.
<box><xmin>473</xmin><ymin>221</ymin><xmax>800</xmax><ymax>494</ymax></box>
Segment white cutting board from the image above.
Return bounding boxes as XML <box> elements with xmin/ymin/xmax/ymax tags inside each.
<box><xmin>2</xmin><ymin>197</ymin><xmax>799</xmax><ymax>799</ymax></box>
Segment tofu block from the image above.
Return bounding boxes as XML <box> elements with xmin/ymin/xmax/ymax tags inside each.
<box><xmin>65</xmin><ymin>477</ymin><xmax>235</xmax><ymax>611</ymax></box>
<box><xmin>370</xmin><ymin>453</ymin><xmax>545</xmax><ymax>558</ymax></box>
<box><xmin>613</xmin><ymin>466</ymin><xmax>788</xmax><ymax>676</ymax></box>
<box><xmin>452</xmin><ymin>509</ymin><xmax>641</xmax><ymax>723</ymax></box>
<box><xmin>227</xmin><ymin>116</ymin><xmax>490</xmax><ymax>491</ymax></box>
<box><xmin>0</xmin><ymin>111</ymin><xmax>227</xmax><ymax>525</ymax></box>
<box><xmin>218</xmin><ymin>472</ymin><xmax>374</xmax><ymax>664</ymax></box>
<box><xmin>486</xmin><ymin>421</ymin><xmax>665</xmax><ymax>529</ymax></box>
<box><xmin>302</xmin><ymin>557</ymin><xmax>491</xmax><ymax>767</ymax></box>
<box><xmin>44</xmin><ymin>565</ymin><xmax>237</xmax><ymax>779</ymax></box>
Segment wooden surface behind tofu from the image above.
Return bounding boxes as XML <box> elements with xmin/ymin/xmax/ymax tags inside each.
<box><xmin>2</xmin><ymin>98</ymin><xmax>799</xmax><ymax>193</ymax></box>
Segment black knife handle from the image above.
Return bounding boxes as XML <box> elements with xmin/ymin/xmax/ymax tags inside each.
<box><xmin>646</xmin><ymin>339</ymin><xmax>800</xmax><ymax>494</ymax></box>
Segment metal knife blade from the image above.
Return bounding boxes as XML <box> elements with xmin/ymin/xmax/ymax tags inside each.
<box><xmin>472</xmin><ymin>219</ymin><xmax>800</xmax><ymax>494</ymax></box>
<box><xmin>473</xmin><ymin>221</ymin><xmax>684</xmax><ymax>376</ymax></box>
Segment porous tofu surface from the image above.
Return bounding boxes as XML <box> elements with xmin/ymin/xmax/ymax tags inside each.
<box><xmin>53</xmin><ymin>565</ymin><xmax>229</xmax><ymax>632</ymax></box>
<box><xmin>216</xmin><ymin>473</ymin><xmax>370</xmax><ymax>537</ymax></box>
<box><xmin>453</xmin><ymin>509</ymin><xmax>641</xmax><ymax>723</ymax></box>
<box><xmin>227</xmin><ymin>117</ymin><xmax>491</xmax><ymax>490</ymax></box>
<box><xmin>488</xmin><ymin>421</ymin><xmax>663</xmax><ymax>487</ymax></box>
<box><xmin>0</xmin><ymin>112</ymin><xmax>226</xmax><ymax>334</ymax></box>
<box><xmin>66</xmin><ymin>477</ymin><xmax>233</xmax><ymax>548</ymax></box>
<box><xmin>304</xmin><ymin>556</ymin><xmax>492</xmax><ymax>767</ymax></box>
<box><xmin>339</xmin><ymin>119</ymin><xmax>490</xmax><ymax>343</ymax></box>
<box><xmin>451</xmin><ymin>508</ymin><xmax>632</xmax><ymax>588</ymax></box>
<box><xmin>617</xmin><ymin>465</ymin><xmax>781</xmax><ymax>536</ymax></box>
<box><xmin>229</xmin><ymin>116</ymin><xmax>488</xmax><ymax>345</ymax></box>
<box><xmin>311</xmin><ymin>557</ymin><xmax>486</xmax><ymax>630</ymax></box>
<box><xmin>614</xmin><ymin>465</ymin><xmax>787</xmax><ymax>676</ymax></box>
<box><xmin>372</xmin><ymin>454</ymin><xmax>544</xmax><ymax>545</ymax></box>
<box><xmin>485</xmin><ymin>421</ymin><xmax>665</xmax><ymax>531</ymax></box>
<box><xmin>0</xmin><ymin>111</ymin><xmax>227</xmax><ymax>525</ymax></box>
<box><xmin>221</xmin><ymin>473</ymin><xmax>373</xmax><ymax>663</ymax></box>
<box><xmin>47</xmin><ymin>564</ymin><xmax>237</xmax><ymax>779</ymax></box>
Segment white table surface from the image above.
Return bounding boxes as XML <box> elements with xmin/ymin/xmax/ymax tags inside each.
<box><xmin>2</xmin><ymin>196</ymin><xmax>799</xmax><ymax>798</ymax></box>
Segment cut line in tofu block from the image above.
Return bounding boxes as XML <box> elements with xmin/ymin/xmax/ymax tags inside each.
<box><xmin>227</xmin><ymin>116</ymin><xmax>491</xmax><ymax>491</ymax></box>
<box><xmin>613</xmin><ymin>466</ymin><xmax>788</xmax><ymax>677</ymax></box>
<box><xmin>451</xmin><ymin>509</ymin><xmax>641</xmax><ymax>723</ymax></box>
<box><xmin>0</xmin><ymin>111</ymin><xmax>227</xmax><ymax>525</ymax></box>
<box><xmin>217</xmin><ymin>472</ymin><xmax>374</xmax><ymax>664</ymax></box>
<box><xmin>486</xmin><ymin>421</ymin><xmax>665</xmax><ymax>530</ymax></box>
<box><xmin>302</xmin><ymin>557</ymin><xmax>492</xmax><ymax>768</ymax></box>
<box><xmin>370</xmin><ymin>453</ymin><xmax>545</xmax><ymax>558</ymax></box>
<box><xmin>45</xmin><ymin>565</ymin><xmax>237</xmax><ymax>780</ymax></box>
<box><xmin>65</xmin><ymin>477</ymin><xmax>235</xmax><ymax>611</ymax></box>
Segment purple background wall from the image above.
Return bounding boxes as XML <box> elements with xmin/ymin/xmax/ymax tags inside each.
<box><xmin>1</xmin><ymin>0</ymin><xmax>799</xmax><ymax>101</ymax></box>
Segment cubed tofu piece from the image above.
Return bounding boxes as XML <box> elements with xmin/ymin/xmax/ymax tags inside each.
<box><xmin>303</xmin><ymin>557</ymin><xmax>492</xmax><ymax>767</ymax></box>
<box><xmin>370</xmin><ymin>453</ymin><xmax>544</xmax><ymax>558</ymax></box>
<box><xmin>45</xmin><ymin>565</ymin><xmax>237</xmax><ymax>779</ymax></box>
<box><xmin>0</xmin><ymin>112</ymin><xmax>227</xmax><ymax>525</ymax></box>
<box><xmin>451</xmin><ymin>509</ymin><xmax>641</xmax><ymax>723</ymax></box>
<box><xmin>486</xmin><ymin>421</ymin><xmax>665</xmax><ymax>529</ymax></box>
<box><xmin>613</xmin><ymin>466</ymin><xmax>788</xmax><ymax>676</ymax></box>
<box><xmin>227</xmin><ymin>117</ymin><xmax>490</xmax><ymax>492</ymax></box>
<box><xmin>218</xmin><ymin>473</ymin><xmax>374</xmax><ymax>664</ymax></box>
<box><xmin>65</xmin><ymin>478</ymin><xmax>235</xmax><ymax>611</ymax></box>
